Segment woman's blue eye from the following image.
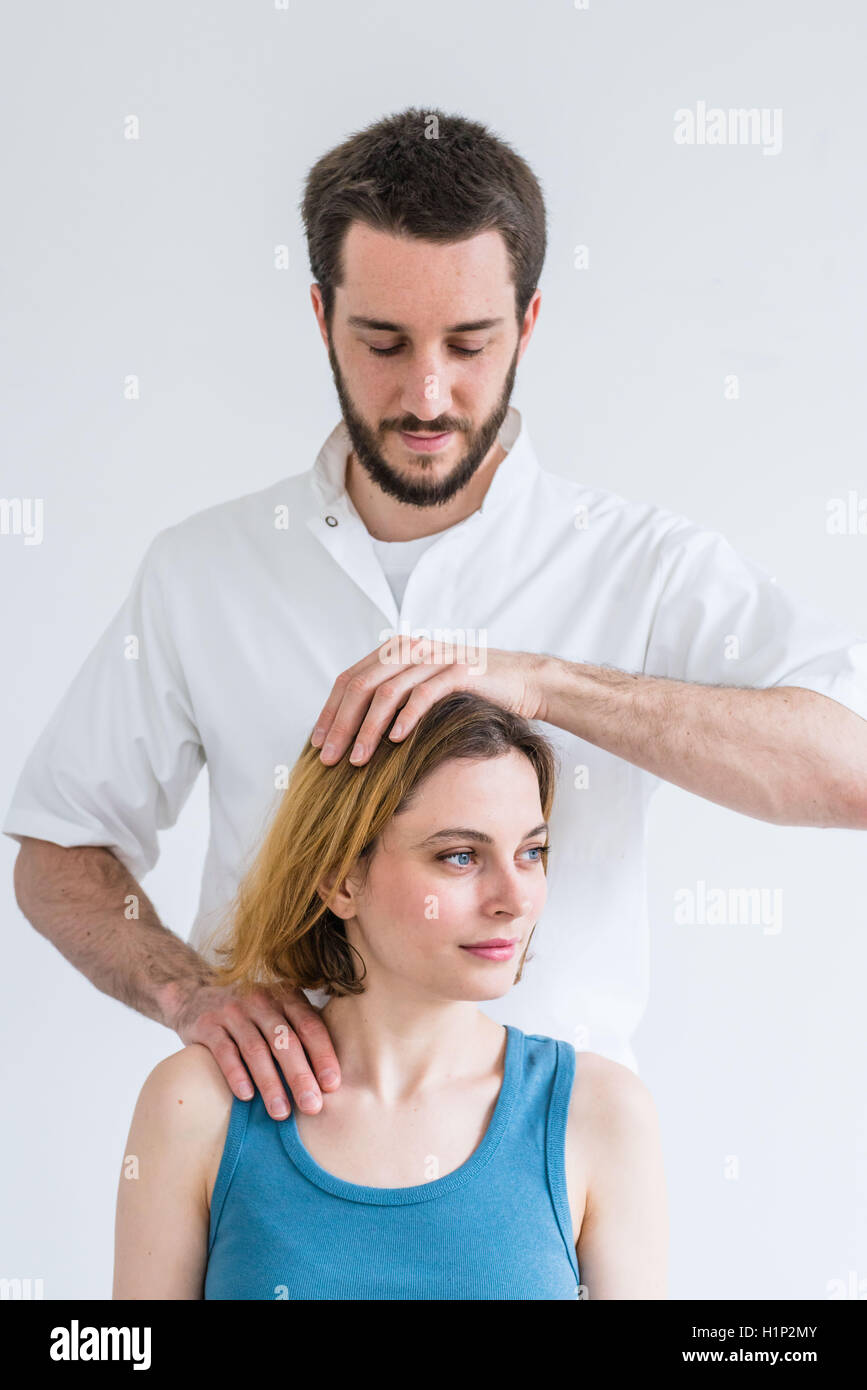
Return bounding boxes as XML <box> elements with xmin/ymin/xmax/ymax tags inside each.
<box><xmin>439</xmin><ymin>844</ymin><xmax>550</xmax><ymax>868</ymax></box>
<box><xmin>443</xmin><ymin>850</ymin><xmax>475</xmax><ymax>867</ymax></box>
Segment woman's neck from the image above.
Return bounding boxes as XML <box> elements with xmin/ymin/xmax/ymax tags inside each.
<box><xmin>318</xmin><ymin>992</ymin><xmax>506</xmax><ymax>1105</ymax></box>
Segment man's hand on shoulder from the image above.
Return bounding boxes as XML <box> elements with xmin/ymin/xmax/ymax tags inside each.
<box><xmin>168</xmin><ymin>981</ymin><xmax>342</xmax><ymax>1121</ymax></box>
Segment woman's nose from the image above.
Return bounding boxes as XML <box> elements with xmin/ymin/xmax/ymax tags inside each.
<box><xmin>486</xmin><ymin>873</ymin><xmax>534</xmax><ymax>919</ymax></box>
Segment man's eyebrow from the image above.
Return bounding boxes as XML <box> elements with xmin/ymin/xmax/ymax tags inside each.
<box><xmin>346</xmin><ymin>315</ymin><xmax>505</xmax><ymax>334</ymax></box>
<box><xmin>419</xmin><ymin>822</ymin><xmax>549</xmax><ymax>846</ymax></box>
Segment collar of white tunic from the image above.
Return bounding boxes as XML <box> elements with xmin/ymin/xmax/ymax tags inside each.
<box><xmin>306</xmin><ymin>405</ymin><xmax>539</xmax><ymax>526</ymax></box>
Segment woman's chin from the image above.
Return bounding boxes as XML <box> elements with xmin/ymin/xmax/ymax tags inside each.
<box><xmin>446</xmin><ymin>979</ymin><xmax>517</xmax><ymax>1004</ymax></box>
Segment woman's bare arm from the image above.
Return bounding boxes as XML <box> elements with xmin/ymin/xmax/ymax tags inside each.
<box><xmin>112</xmin><ymin>1043</ymin><xmax>234</xmax><ymax>1299</ymax></box>
<box><xmin>573</xmin><ymin>1053</ymin><xmax>669</xmax><ymax>1299</ymax></box>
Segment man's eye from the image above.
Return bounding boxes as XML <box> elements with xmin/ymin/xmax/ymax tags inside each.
<box><xmin>367</xmin><ymin>344</ymin><xmax>484</xmax><ymax>358</ymax></box>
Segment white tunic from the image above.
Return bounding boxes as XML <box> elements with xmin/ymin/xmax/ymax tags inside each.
<box><xmin>5</xmin><ymin>407</ymin><xmax>866</xmax><ymax>1069</ymax></box>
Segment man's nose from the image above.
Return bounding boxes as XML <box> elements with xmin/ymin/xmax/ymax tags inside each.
<box><xmin>400</xmin><ymin>365</ymin><xmax>454</xmax><ymax>420</ymax></box>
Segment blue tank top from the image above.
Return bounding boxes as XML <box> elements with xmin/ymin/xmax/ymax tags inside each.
<box><xmin>205</xmin><ymin>1024</ymin><xmax>581</xmax><ymax>1300</ymax></box>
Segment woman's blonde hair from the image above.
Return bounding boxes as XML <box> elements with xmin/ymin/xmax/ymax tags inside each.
<box><xmin>207</xmin><ymin>690</ymin><xmax>558</xmax><ymax>996</ymax></box>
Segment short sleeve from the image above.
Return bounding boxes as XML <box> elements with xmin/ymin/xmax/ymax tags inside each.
<box><xmin>2</xmin><ymin>529</ymin><xmax>205</xmax><ymax>880</ymax></box>
<box><xmin>643</xmin><ymin>520</ymin><xmax>867</xmax><ymax>723</ymax></box>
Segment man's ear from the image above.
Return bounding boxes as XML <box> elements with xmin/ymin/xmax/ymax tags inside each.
<box><xmin>310</xmin><ymin>284</ymin><xmax>330</xmax><ymax>352</ymax></box>
<box><xmin>315</xmin><ymin>867</ymin><xmax>359</xmax><ymax>922</ymax></box>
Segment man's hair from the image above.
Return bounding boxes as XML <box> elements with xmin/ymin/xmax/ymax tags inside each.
<box><xmin>206</xmin><ymin>690</ymin><xmax>558</xmax><ymax>997</ymax></box>
<box><xmin>300</xmin><ymin>106</ymin><xmax>547</xmax><ymax>333</ymax></box>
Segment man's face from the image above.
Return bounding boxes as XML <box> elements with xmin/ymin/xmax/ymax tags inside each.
<box><xmin>312</xmin><ymin>222</ymin><xmax>539</xmax><ymax>509</ymax></box>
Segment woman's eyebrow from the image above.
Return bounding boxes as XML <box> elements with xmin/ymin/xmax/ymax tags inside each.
<box><xmin>419</xmin><ymin>822</ymin><xmax>548</xmax><ymax>846</ymax></box>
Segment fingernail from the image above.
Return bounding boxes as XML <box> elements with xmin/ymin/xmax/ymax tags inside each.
<box><xmin>272</xmin><ymin>1098</ymin><xmax>289</xmax><ymax>1118</ymax></box>
<box><xmin>299</xmin><ymin>1091</ymin><xmax>321</xmax><ymax>1112</ymax></box>
<box><xmin>349</xmin><ymin>743</ymin><xmax>364</xmax><ymax>762</ymax></box>
<box><xmin>391</xmin><ymin>723</ymin><xmax>403</xmax><ymax>738</ymax></box>
<box><xmin>322</xmin><ymin>743</ymin><xmax>336</xmax><ymax>760</ymax></box>
<box><xmin>239</xmin><ymin>1082</ymin><xmax>254</xmax><ymax>1100</ymax></box>
<box><xmin>311</xmin><ymin>728</ymin><xmax>324</xmax><ymax>747</ymax></box>
<box><xmin>319</xmin><ymin>1069</ymin><xmax>339</xmax><ymax>1087</ymax></box>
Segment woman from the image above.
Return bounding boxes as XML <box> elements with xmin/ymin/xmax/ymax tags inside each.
<box><xmin>113</xmin><ymin>690</ymin><xmax>667</xmax><ymax>1299</ymax></box>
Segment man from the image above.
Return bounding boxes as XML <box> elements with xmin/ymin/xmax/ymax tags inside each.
<box><xmin>8</xmin><ymin>108</ymin><xmax>867</xmax><ymax>1127</ymax></box>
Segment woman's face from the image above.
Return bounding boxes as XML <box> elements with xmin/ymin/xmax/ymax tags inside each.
<box><xmin>340</xmin><ymin>750</ymin><xmax>550</xmax><ymax>1002</ymax></box>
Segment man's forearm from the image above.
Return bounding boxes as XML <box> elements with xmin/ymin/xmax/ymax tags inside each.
<box><xmin>13</xmin><ymin>838</ymin><xmax>215</xmax><ymax>1028</ymax></box>
<box><xmin>537</xmin><ymin>658</ymin><xmax>867</xmax><ymax>829</ymax></box>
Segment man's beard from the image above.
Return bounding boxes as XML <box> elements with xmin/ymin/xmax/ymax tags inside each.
<box><xmin>326</xmin><ymin>333</ymin><xmax>520</xmax><ymax>509</ymax></box>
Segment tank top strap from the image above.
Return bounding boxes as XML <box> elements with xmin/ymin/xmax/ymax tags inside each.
<box><xmin>481</xmin><ymin>1030</ymin><xmax>579</xmax><ymax>1280</ymax></box>
<box><xmin>543</xmin><ymin>1036</ymin><xmax>578</xmax><ymax>1271</ymax></box>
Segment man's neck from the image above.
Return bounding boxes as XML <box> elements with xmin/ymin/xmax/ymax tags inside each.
<box><xmin>345</xmin><ymin>437</ymin><xmax>507</xmax><ymax>542</ymax></box>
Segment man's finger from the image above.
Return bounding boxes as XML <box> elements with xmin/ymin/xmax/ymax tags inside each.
<box><xmin>232</xmin><ymin>1016</ymin><xmax>329</xmax><ymax>1119</ymax></box>
<box><xmin>218</xmin><ymin>1011</ymin><xmax>301</xmax><ymax>1118</ymax></box>
<box><xmin>205</xmin><ymin>1028</ymin><xmax>258</xmax><ymax>1103</ymax></box>
<box><xmin>315</xmin><ymin>656</ymin><xmax>416</xmax><ymax>767</ymax></box>
<box><xmin>378</xmin><ymin>664</ymin><xmax>462</xmax><ymax>743</ymax></box>
<box><xmin>311</xmin><ymin>637</ymin><xmax>439</xmax><ymax>760</ymax></box>
<box><xmin>309</xmin><ymin>636</ymin><xmax>408</xmax><ymax>750</ymax></box>
<box><xmin>278</xmin><ymin>995</ymin><xmax>342</xmax><ymax>1089</ymax></box>
<box><xmin>347</xmin><ymin>662</ymin><xmax>448</xmax><ymax>764</ymax></box>
<box><xmin>310</xmin><ymin>648</ymin><xmax>388</xmax><ymax>749</ymax></box>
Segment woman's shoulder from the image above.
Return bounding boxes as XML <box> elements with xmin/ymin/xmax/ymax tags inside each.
<box><xmin>141</xmin><ymin>1040</ymin><xmax>234</xmax><ymax>1095</ymax></box>
<box><xmin>520</xmin><ymin>1033</ymin><xmax>654</xmax><ymax>1107</ymax></box>
<box><xmin>566</xmin><ymin>1049</ymin><xmax>659</xmax><ymax>1149</ymax></box>
<box><xmin>138</xmin><ymin>1042</ymin><xmax>236</xmax><ymax>1128</ymax></box>
<box><xmin>133</xmin><ymin>1045</ymin><xmax>236</xmax><ymax>1199</ymax></box>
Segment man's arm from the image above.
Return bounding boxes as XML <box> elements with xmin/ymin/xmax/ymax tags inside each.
<box><xmin>13</xmin><ymin>836</ymin><xmax>341</xmax><ymax>1116</ymax></box>
<box><xmin>308</xmin><ymin>641</ymin><xmax>867</xmax><ymax>830</ymax></box>
<box><xmin>538</xmin><ymin>658</ymin><xmax>867</xmax><ymax>829</ymax></box>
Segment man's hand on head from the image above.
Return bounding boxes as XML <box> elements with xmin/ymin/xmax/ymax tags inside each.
<box><xmin>310</xmin><ymin>639</ymin><xmax>551</xmax><ymax>766</ymax></box>
<box><xmin>170</xmin><ymin>982</ymin><xmax>341</xmax><ymax>1119</ymax></box>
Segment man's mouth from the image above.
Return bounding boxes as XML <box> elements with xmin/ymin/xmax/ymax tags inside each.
<box><xmin>399</xmin><ymin>430</ymin><xmax>454</xmax><ymax>454</ymax></box>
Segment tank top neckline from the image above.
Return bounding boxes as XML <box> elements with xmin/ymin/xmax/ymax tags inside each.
<box><xmin>276</xmin><ymin>1023</ymin><xmax>524</xmax><ymax>1206</ymax></box>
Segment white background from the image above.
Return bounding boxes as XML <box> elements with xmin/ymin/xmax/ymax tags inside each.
<box><xmin>1</xmin><ymin>0</ymin><xmax>865</xmax><ymax>1299</ymax></box>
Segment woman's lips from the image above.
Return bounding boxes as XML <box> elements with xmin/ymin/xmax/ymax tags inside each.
<box><xmin>399</xmin><ymin>430</ymin><xmax>453</xmax><ymax>453</ymax></box>
<box><xmin>460</xmin><ymin>942</ymin><xmax>517</xmax><ymax>961</ymax></box>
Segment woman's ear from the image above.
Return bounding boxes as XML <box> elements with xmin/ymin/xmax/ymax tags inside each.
<box><xmin>315</xmin><ymin>868</ymin><xmax>360</xmax><ymax>922</ymax></box>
